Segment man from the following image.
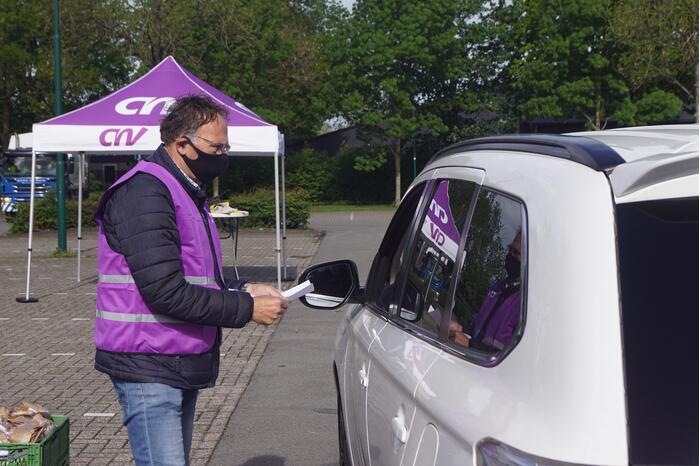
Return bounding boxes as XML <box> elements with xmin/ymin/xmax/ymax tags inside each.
<box><xmin>449</xmin><ymin>231</ymin><xmax>522</xmax><ymax>351</ymax></box>
<box><xmin>93</xmin><ymin>95</ymin><xmax>287</xmax><ymax>465</ymax></box>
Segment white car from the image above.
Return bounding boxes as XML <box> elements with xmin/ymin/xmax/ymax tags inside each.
<box><xmin>298</xmin><ymin>125</ymin><xmax>699</xmax><ymax>466</ymax></box>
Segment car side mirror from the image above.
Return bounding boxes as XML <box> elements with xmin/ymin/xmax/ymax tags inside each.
<box><xmin>298</xmin><ymin>259</ymin><xmax>361</xmax><ymax>310</ymax></box>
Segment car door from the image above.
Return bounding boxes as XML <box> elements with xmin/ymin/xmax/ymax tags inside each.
<box><xmin>407</xmin><ymin>185</ymin><xmax>528</xmax><ymax>466</ymax></box>
<box><xmin>343</xmin><ymin>306</ymin><xmax>387</xmax><ymax>466</ymax></box>
<box><xmin>365</xmin><ymin>172</ymin><xmax>483</xmax><ymax>466</ymax></box>
<box><xmin>341</xmin><ymin>182</ymin><xmax>430</xmax><ymax>465</ymax></box>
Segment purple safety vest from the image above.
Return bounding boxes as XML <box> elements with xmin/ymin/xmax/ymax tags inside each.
<box><xmin>93</xmin><ymin>160</ymin><xmax>223</xmax><ymax>355</ymax></box>
<box><xmin>472</xmin><ymin>281</ymin><xmax>521</xmax><ymax>351</ymax></box>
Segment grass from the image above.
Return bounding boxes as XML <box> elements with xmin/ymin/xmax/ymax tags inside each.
<box><xmin>51</xmin><ymin>248</ymin><xmax>77</xmax><ymax>258</ymax></box>
<box><xmin>310</xmin><ymin>203</ymin><xmax>396</xmax><ymax>213</ymax></box>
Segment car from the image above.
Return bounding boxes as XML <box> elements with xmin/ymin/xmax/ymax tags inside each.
<box><xmin>296</xmin><ymin>124</ymin><xmax>698</xmax><ymax>466</ymax></box>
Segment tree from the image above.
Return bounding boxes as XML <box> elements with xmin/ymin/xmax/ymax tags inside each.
<box><xmin>0</xmin><ymin>0</ymin><xmax>51</xmax><ymax>150</ymax></box>
<box><xmin>508</xmin><ymin>0</ymin><xmax>632</xmax><ymax>130</ymax></box>
<box><xmin>507</xmin><ymin>0</ymin><xmax>689</xmax><ymax>129</ymax></box>
<box><xmin>609</xmin><ymin>0</ymin><xmax>698</xmax><ymax>120</ymax></box>
<box><xmin>60</xmin><ymin>0</ymin><xmax>133</xmax><ymax>108</ymax></box>
<box><xmin>335</xmin><ymin>0</ymin><xmax>484</xmax><ymax>204</ymax></box>
<box><xmin>126</xmin><ymin>0</ymin><xmax>339</xmax><ymax>142</ymax></box>
<box><xmin>0</xmin><ymin>0</ymin><xmax>133</xmax><ymax>151</ymax></box>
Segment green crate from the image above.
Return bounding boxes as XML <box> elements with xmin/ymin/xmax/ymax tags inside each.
<box><xmin>0</xmin><ymin>416</ymin><xmax>69</xmax><ymax>466</ymax></box>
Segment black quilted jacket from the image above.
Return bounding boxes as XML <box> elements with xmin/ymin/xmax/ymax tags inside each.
<box><xmin>94</xmin><ymin>145</ymin><xmax>253</xmax><ymax>389</ymax></box>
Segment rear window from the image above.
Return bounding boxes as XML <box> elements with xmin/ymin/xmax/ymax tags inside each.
<box><xmin>616</xmin><ymin>197</ymin><xmax>698</xmax><ymax>466</ymax></box>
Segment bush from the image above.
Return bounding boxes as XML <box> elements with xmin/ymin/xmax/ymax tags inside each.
<box><xmin>286</xmin><ymin>148</ymin><xmax>339</xmax><ymax>202</ymax></box>
<box><xmin>230</xmin><ymin>187</ymin><xmax>310</xmax><ymax>228</ymax></box>
<box><xmin>333</xmin><ymin>146</ymin><xmax>394</xmax><ymax>204</ymax></box>
<box><xmin>8</xmin><ymin>192</ymin><xmax>101</xmax><ymax>234</ymax></box>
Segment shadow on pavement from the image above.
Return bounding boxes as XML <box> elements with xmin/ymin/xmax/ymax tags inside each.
<box><xmin>234</xmin><ymin>455</ymin><xmax>285</xmax><ymax>466</ymax></box>
<box><xmin>232</xmin><ymin>457</ymin><xmax>338</xmax><ymax>466</ymax></box>
<box><xmin>225</xmin><ymin>266</ymin><xmax>298</xmax><ymax>283</ymax></box>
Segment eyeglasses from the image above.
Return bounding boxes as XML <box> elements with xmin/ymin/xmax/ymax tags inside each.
<box><xmin>185</xmin><ymin>135</ymin><xmax>230</xmax><ymax>155</ymax></box>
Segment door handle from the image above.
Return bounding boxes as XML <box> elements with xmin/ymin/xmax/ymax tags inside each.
<box><xmin>391</xmin><ymin>413</ymin><xmax>408</xmax><ymax>443</ymax></box>
<box><xmin>358</xmin><ymin>365</ymin><xmax>368</xmax><ymax>388</ymax></box>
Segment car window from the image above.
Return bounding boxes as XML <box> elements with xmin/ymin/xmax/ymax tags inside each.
<box><xmin>397</xmin><ymin>180</ymin><xmax>477</xmax><ymax>339</ymax></box>
<box><xmin>616</xmin><ymin>197</ymin><xmax>698</xmax><ymax>465</ymax></box>
<box><xmin>367</xmin><ymin>182</ymin><xmax>429</xmax><ymax>314</ymax></box>
<box><xmin>449</xmin><ymin>189</ymin><xmax>526</xmax><ymax>358</ymax></box>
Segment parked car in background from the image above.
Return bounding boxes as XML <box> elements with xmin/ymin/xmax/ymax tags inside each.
<box><xmin>0</xmin><ymin>153</ymin><xmax>57</xmax><ymax>214</ymax></box>
<box><xmin>298</xmin><ymin>125</ymin><xmax>698</xmax><ymax>466</ymax></box>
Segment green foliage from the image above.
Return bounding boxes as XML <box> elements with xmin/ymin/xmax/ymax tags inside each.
<box><xmin>509</xmin><ymin>0</ymin><xmax>630</xmax><ymax>129</ymax></box>
<box><xmin>2</xmin><ymin>0</ymin><xmax>696</xmax><ymax>212</ymax></box>
<box><xmin>8</xmin><ymin>192</ymin><xmax>100</xmax><ymax>234</ymax></box>
<box><xmin>334</xmin><ymin>146</ymin><xmax>394</xmax><ymax>203</ymax></box>
<box><xmin>332</xmin><ymin>0</ymin><xmax>487</xmax><ymax>203</ymax></box>
<box><xmin>352</xmin><ymin>147</ymin><xmax>388</xmax><ymax>172</ymax></box>
<box><xmin>126</xmin><ymin>0</ymin><xmax>340</xmax><ymax>143</ymax></box>
<box><xmin>286</xmin><ymin>148</ymin><xmax>339</xmax><ymax>203</ymax></box>
<box><xmin>505</xmin><ymin>0</ymin><xmax>692</xmax><ymax>129</ymax></box>
<box><xmin>51</xmin><ymin>248</ymin><xmax>77</xmax><ymax>258</ymax></box>
<box><xmin>286</xmin><ymin>145</ymin><xmax>398</xmax><ymax>204</ymax></box>
<box><xmin>609</xmin><ymin>0</ymin><xmax>698</xmax><ymax>114</ymax></box>
<box><xmin>0</xmin><ymin>0</ymin><xmax>133</xmax><ymax>150</ymax></box>
<box><xmin>614</xmin><ymin>90</ymin><xmax>684</xmax><ymax>126</ymax></box>
<box><xmin>635</xmin><ymin>91</ymin><xmax>684</xmax><ymax>125</ymax></box>
<box><xmin>219</xmin><ymin>157</ymin><xmax>276</xmax><ymax>197</ymax></box>
<box><xmin>230</xmin><ymin>187</ymin><xmax>310</xmax><ymax>229</ymax></box>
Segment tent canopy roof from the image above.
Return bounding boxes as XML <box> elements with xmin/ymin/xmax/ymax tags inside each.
<box><xmin>32</xmin><ymin>56</ymin><xmax>280</xmax><ymax>155</ymax></box>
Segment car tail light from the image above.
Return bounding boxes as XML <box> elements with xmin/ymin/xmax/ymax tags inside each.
<box><xmin>476</xmin><ymin>437</ymin><xmax>587</xmax><ymax>466</ymax></box>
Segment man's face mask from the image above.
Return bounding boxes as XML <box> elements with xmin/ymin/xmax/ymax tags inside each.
<box><xmin>181</xmin><ymin>136</ymin><xmax>229</xmax><ymax>185</ymax></box>
<box><xmin>505</xmin><ymin>250</ymin><xmax>520</xmax><ymax>279</ymax></box>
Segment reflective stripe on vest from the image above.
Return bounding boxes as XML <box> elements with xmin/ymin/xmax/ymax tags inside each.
<box><xmin>96</xmin><ymin>309</ymin><xmax>186</xmax><ymax>324</ymax></box>
<box><xmin>98</xmin><ymin>274</ymin><xmax>218</xmax><ymax>286</ymax></box>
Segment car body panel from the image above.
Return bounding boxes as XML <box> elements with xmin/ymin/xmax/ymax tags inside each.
<box><xmin>409</xmin><ymin>151</ymin><xmax>628</xmax><ymax>465</ymax></box>
<box><xmin>341</xmin><ymin>305</ymin><xmax>388</xmax><ymax>465</ymax></box>
<box><xmin>365</xmin><ymin>320</ymin><xmax>442</xmax><ymax>466</ymax></box>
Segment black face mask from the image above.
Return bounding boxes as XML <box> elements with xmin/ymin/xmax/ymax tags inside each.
<box><xmin>504</xmin><ymin>251</ymin><xmax>520</xmax><ymax>279</ymax></box>
<box><xmin>181</xmin><ymin>140</ymin><xmax>229</xmax><ymax>185</ymax></box>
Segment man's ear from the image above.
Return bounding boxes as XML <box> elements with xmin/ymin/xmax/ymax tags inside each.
<box><xmin>174</xmin><ymin>136</ymin><xmax>190</xmax><ymax>156</ymax></box>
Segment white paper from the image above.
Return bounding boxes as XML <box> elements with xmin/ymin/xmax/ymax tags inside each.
<box><xmin>282</xmin><ymin>280</ymin><xmax>315</xmax><ymax>300</ymax></box>
<box><xmin>427</xmin><ymin>305</ymin><xmax>442</xmax><ymax>326</ymax></box>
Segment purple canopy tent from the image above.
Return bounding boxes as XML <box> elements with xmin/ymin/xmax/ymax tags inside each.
<box><xmin>20</xmin><ymin>56</ymin><xmax>288</xmax><ymax>302</ymax></box>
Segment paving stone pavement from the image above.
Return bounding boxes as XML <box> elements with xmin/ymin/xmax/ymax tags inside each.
<box><xmin>0</xmin><ymin>224</ymin><xmax>321</xmax><ymax>465</ymax></box>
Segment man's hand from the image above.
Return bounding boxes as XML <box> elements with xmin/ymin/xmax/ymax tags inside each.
<box><xmin>246</xmin><ymin>283</ymin><xmax>284</xmax><ymax>298</ymax></box>
<box><xmin>252</xmin><ymin>295</ymin><xmax>288</xmax><ymax>325</ymax></box>
<box><xmin>448</xmin><ymin>320</ymin><xmax>470</xmax><ymax>347</ymax></box>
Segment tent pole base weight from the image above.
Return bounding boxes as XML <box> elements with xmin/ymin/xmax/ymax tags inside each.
<box><xmin>16</xmin><ymin>296</ymin><xmax>39</xmax><ymax>303</ymax></box>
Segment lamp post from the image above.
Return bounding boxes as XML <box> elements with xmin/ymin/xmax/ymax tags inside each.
<box><xmin>54</xmin><ymin>0</ymin><xmax>67</xmax><ymax>251</ymax></box>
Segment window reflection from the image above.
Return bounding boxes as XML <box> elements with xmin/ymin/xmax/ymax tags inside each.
<box><xmin>400</xmin><ymin>180</ymin><xmax>476</xmax><ymax>338</ymax></box>
<box><xmin>450</xmin><ymin>190</ymin><xmax>525</xmax><ymax>354</ymax></box>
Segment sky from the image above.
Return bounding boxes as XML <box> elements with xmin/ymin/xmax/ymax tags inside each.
<box><xmin>340</xmin><ymin>0</ymin><xmax>355</xmax><ymax>11</ymax></box>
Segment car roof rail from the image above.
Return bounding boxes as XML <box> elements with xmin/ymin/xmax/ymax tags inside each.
<box><xmin>430</xmin><ymin>134</ymin><xmax>625</xmax><ymax>171</ymax></box>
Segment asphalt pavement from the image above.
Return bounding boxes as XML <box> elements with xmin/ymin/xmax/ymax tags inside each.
<box><xmin>0</xmin><ymin>224</ymin><xmax>322</xmax><ymax>465</ymax></box>
<box><xmin>0</xmin><ymin>215</ymin><xmax>10</xmax><ymax>236</ymax></box>
<box><xmin>208</xmin><ymin>210</ymin><xmax>394</xmax><ymax>466</ymax></box>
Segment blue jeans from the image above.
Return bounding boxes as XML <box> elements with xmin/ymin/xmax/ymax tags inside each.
<box><xmin>111</xmin><ymin>378</ymin><xmax>199</xmax><ymax>466</ymax></box>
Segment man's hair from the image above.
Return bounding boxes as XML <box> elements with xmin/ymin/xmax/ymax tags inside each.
<box><xmin>160</xmin><ymin>95</ymin><xmax>229</xmax><ymax>144</ymax></box>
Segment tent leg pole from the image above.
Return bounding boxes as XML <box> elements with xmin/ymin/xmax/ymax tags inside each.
<box><xmin>281</xmin><ymin>154</ymin><xmax>288</xmax><ymax>280</ymax></box>
<box><xmin>77</xmin><ymin>152</ymin><xmax>83</xmax><ymax>282</ymax></box>
<box><xmin>17</xmin><ymin>148</ymin><xmax>39</xmax><ymax>303</ymax></box>
<box><xmin>273</xmin><ymin>150</ymin><xmax>282</xmax><ymax>289</ymax></box>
